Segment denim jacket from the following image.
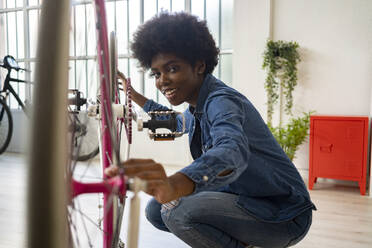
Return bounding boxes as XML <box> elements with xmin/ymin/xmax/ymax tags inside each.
<box><xmin>143</xmin><ymin>74</ymin><xmax>316</xmax><ymax>222</ymax></box>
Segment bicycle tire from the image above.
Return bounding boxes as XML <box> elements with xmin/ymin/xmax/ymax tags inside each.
<box><xmin>95</xmin><ymin>1</ymin><xmax>126</xmax><ymax>247</ymax></box>
<box><xmin>109</xmin><ymin>31</ymin><xmax>131</xmax><ymax>248</ymax></box>
<box><xmin>66</xmin><ymin>2</ymin><xmax>126</xmax><ymax>247</ymax></box>
<box><xmin>0</xmin><ymin>98</ymin><xmax>13</xmax><ymax>154</ymax></box>
<box><xmin>71</xmin><ymin>111</ymin><xmax>100</xmax><ymax>161</ymax></box>
<box><xmin>76</xmin><ymin>147</ymin><xmax>99</xmax><ymax>161</ymax></box>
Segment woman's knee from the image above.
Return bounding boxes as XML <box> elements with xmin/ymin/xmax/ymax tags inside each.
<box><xmin>145</xmin><ymin>198</ymin><xmax>169</xmax><ymax>232</ymax></box>
<box><xmin>160</xmin><ymin>192</ymin><xmax>240</xmax><ymax>235</ymax></box>
<box><xmin>160</xmin><ymin>198</ymin><xmax>197</xmax><ymax>232</ymax></box>
<box><xmin>161</xmin><ymin>192</ymin><xmax>227</xmax><ymax>227</ymax></box>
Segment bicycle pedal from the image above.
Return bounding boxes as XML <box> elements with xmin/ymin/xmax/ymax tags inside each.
<box><xmin>138</xmin><ymin>110</ymin><xmax>185</xmax><ymax>140</ymax></box>
<box><xmin>152</xmin><ymin>133</ymin><xmax>176</xmax><ymax>141</ymax></box>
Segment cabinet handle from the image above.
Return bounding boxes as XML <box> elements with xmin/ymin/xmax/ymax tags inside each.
<box><xmin>320</xmin><ymin>144</ymin><xmax>333</xmax><ymax>153</ymax></box>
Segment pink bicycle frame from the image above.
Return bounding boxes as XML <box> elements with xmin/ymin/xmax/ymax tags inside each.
<box><xmin>69</xmin><ymin>1</ymin><xmax>127</xmax><ymax>247</ymax></box>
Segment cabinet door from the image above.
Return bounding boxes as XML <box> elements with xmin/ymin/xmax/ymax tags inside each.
<box><xmin>312</xmin><ymin>120</ymin><xmax>365</xmax><ymax>178</ymax></box>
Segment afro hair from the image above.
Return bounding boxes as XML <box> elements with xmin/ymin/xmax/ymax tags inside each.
<box><xmin>131</xmin><ymin>12</ymin><xmax>219</xmax><ymax>75</ymax></box>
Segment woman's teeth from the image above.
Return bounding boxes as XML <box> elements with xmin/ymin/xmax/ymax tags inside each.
<box><xmin>163</xmin><ymin>88</ymin><xmax>176</xmax><ymax>96</ymax></box>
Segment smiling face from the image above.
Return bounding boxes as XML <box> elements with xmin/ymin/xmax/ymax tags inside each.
<box><xmin>150</xmin><ymin>53</ymin><xmax>206</xmax><ymax>107</ymax></box>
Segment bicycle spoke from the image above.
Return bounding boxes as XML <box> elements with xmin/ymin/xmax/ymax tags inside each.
<box><xmin>105</xmin><ymin>150</ymin><xmax>113</xmax><ymax>167</ymax></box>
<box><xmin>78</xmin><ymin>158</ymin><xmax>101</xmax><ymax>181</ymax></box>
<box><xmin>70</xmin><ymin>200</ymin><xmax>108</xmax><ymax>236</ymax></box>
<box><xmin>76</xmin><ymin>199</ymin><xmax>94</xmax><ymax>248</ymax></box>
<box><xmin>112</xmin><ymin>203</ymin><xmax>125</xmax><ymax>247</ymax></box>
<box><xmin>67</xmin><ymin>207</ymin><xmax>82</xmax><ymax>248</ymax></box>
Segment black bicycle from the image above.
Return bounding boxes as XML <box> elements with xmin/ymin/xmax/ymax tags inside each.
<box><xmin>0</xmin><ymin>55</ymin><xmax>30</xmax><ymax>154</ymax></box>
<box><xmin>68</xmin><ymin>89</ymin><xmax>100</xmax><ymax>161</ymax></box>
<box><xmin>0</xmin><ymin>55</ymin><xmax>99</xmax><ymax>160</ymax></box>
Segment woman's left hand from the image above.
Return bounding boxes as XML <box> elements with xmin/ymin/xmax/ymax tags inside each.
<box><xmin>105</xmin><ymin>158</ymin><xmax>180</xmax><ymax>203</ymax></box>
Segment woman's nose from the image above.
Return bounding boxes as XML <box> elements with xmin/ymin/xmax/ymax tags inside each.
<box><xmin>158</xmin><ymin>73</ymin><xmax>170</xmax><ymax>86</ymax></box>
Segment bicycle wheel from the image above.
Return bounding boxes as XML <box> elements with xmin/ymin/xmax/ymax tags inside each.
<box><xmin>67</xmin><ymin>2</ymin><xmax>127</xmax><ymax>247</ymax></box>
<box><xmin>66</xmin><ymin>1</ymin><xmax>128</xmax><ymax>247</ymax></box>
<box><xmin>70</xmin><ymin>111</ymin><xmax>100</xmax><ymax>162</ymax></box>
<box><xmin>0</xmin><ymin>98</ymin><xmax>13</xmax><ymax>154</ymax></box>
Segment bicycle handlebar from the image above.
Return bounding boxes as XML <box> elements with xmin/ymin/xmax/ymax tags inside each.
<box><xmin>1</xmin><ymin>55</ymin><xmax>30</xmax><ymax>72</ymax></box>
<box><xmin>18</xmin><ymin>67</ymin><xmax>30</xmax><ymax>72</ymax></box>
<box><xmin>0</xmin><ymin>65</ymin><xmax>29</xmax><ymax>72</ymax></box>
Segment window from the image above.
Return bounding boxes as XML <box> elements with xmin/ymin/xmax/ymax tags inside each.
<box><xmin>0</xmin><ymin>0</ymin><xmax>233</xmax><ymax>111</ymax></box>
<box><xmin>191</xmin><ymin>0</ymin><xmax>233</xmax><ymax>85</ymax></box>
<box><xmin>0</xmin><ymin>0</ymin><xmax>36</xmax><ymax>109</ymax></box>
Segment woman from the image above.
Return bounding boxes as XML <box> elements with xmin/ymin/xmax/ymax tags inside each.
<box><xmin>106</xmin><ymin>12</ymin><xmax>316</xmax><ymax>248</ymax></box>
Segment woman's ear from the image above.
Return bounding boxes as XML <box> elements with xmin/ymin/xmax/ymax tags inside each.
<box><xmin>195</xmin><ymin>61</ymin><xmax>206</xmax><ymax>75</ymax></box>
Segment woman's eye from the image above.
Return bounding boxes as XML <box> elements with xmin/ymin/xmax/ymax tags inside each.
<box><xmin>150</xmin><ymin>72</ymin><xmax>160</xmax><ymax>79</ymax></box>
<box><xmin>169</xmin><ymin>66</ymin><xmax>178</xmax><ymax>73</ymax></box>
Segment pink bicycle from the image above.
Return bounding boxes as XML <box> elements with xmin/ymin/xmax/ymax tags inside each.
<box><xmin>27</xmin><ymin>1</ymin><xmax>145</xmax><ymax>247</ymax></box>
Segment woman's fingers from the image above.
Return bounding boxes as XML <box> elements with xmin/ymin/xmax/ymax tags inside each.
<box><xmin>104</xmin><ymin>159</ymin><xmax>166</xmax><ymax>179</ymax></box>
<box><xmin>123</xmin><ymin>162</ymin><xmax>163</xmax><ymax>175</ymax></box>
<box><xmin>117</xmin><ymin>70</ymin><xmax>127</xmax><ymax>81</ymax></box>
<box><xmin>104</xmin><ymin>165</ymin><xmax>119</xmax><ymax>177</ymax></box>
<box><xmin>104</xmin><ymin>160</ymin><xmax>176</xmax><ymax>203</ymax></box>
<box><xmin>117</xmin><ymin>70</ymin><xmax>128</xmax><ymax>91</ymax></box>
<box><xmin>124</xmin><ymin>158</ymin><xmax>155</xmax><ymax>165</ymax></box>
<box><xmin>135</xmin><ymin>170</ymin><xmax>164</xmax><ymax>180</ymax></box>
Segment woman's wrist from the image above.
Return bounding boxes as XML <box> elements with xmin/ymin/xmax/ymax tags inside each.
<box><xmin>130</xmin><ymin>89</ymin><xmax>148</xmax><ymax>108</ymax></box>
<box><xmin>168</xmin><ymin>172</ymin><xmax>195</xmax><ymax>199</ymax></box>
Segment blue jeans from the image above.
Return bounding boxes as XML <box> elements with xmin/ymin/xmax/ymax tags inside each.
<box><xmin>145</xmin><ymin>192</ymin><xmax>312</xmax><ymax>248</ymax></box>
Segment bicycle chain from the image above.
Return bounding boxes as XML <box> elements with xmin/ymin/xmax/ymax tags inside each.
<box><xmin>125</xmin><ymin>78</ymin><xmax>132</xmax><ymax>144</ymax></box>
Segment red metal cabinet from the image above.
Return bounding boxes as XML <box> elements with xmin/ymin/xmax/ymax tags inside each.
<box><xmin>309</xmin><ymin>116</ymin><xmax>369</xmax><ymax>195</ymax></box>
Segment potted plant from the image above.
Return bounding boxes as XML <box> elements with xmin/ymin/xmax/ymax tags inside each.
<box><xmin>262</xmin><ymin>40</ymin><xmax>312</xmax><ymax>161</ymax></box>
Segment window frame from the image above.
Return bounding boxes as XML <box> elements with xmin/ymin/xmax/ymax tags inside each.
<box><xmin>0</xmin><ymin>0</ymin><xmax>233</xmax><ymax>110</ymax></box>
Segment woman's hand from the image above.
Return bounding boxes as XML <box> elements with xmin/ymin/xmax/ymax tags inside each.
<box><xmin>116</xmin><ymin>70</ymin><xmax>148</xmax><ymax>108</ymax></box>
<box><xmin>105</xmin><ymin>158</ymin><xmax>194</xmax><ymax>203</ymax></box>
<box><xmin>117</xmin><ymin>70</ymin><xmax>128</xmax><ymax>92</ymax></box>
<box><xmin>105</xmin><ymin>159</ymin><xmax>178</xmax><ymax>203</ymax></box>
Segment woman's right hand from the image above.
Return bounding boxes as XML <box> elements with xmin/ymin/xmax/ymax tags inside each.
<box><xmin>117</xmin><ymin>69</ymin><xmax>148</xmax><ymax>108</ymax></box>
<box><xmin>117</xmin><ymin>70</ymin><xmax>128</xmax><ymax>92</ymax></box>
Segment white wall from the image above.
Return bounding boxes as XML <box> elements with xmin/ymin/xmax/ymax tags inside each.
<box><xmin>234</xmin><ymin>0</ymin><xmax>372</xmax><ymax>178</ymax></box>
<box><xmin>232</xmin><ymin>0</ymin><xmax>271</xmax><ymax>117</ymax></box>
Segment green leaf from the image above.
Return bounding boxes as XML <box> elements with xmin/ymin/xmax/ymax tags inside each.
<box><xmin>268</xmin><ymin>112</ymin><xmax>313</xmax><ymax>161</ymax></box>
